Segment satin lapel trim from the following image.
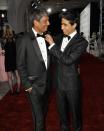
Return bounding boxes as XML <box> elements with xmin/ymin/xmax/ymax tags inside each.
<box><xmin>30</xmin><ymin>30</ymin><xmax>47</xmax><ymax>70</ymax></box>
<box><xmin>29</xmin><ymin>30</ymin><xmax>44</xmax><ymax>62</ymax></box>
<box><xmin>64</xmin><ymin>33</ymin><xmax>78</xmax><ymax>52</ymax></box>
<box><xmin>32</xmin><ymin>38</ymin><xmax>44</xmax><ymax>62</ymax></box>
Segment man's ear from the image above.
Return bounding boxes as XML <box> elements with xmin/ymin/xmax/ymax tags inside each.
<box><xmin>34</xmin><ymin>20</ymin><xmax>39</xmax><ymax>26</ymax></box>
<box><xmin>73</xmin><ymin>23</ymin><xmax>77</xmax><ymax>28</ymax></box>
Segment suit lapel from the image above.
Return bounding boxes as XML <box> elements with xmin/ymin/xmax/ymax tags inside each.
<box><xmin>29</xmin><ymin>30</ymin><xmax>49</xmax><ymax>70</ymax></box>
<box><xmin>29</xmin><ymin>30</ymin><xmax>44</xmax><ymax>63</ymax></box>
<box><xmin>64</xmin><ymin>33</ymin><xmax>78</xmax><ymax>52</ymax></box>
<box><xmin>32</xmin><ymin>39</ymin><xmax>44</xmax><ymax>62</ymax></box>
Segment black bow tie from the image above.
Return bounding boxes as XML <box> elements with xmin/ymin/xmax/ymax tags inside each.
<box><xmin>63</xmin><ymin>35</ymin><xmax>71</xmax><ymax>40</ymax></box>
<box><xmin>37</xmin><ymin>34</ymin><xmax>45</xmax><ymax>38</ymax></box>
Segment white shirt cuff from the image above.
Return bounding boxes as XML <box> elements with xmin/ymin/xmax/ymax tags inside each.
<box><xmin>48</xmin><ymin>43</ymin><xmax>55</xmax><ymax>50</ymax></box>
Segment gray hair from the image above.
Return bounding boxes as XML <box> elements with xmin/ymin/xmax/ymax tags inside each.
<box><xmin>30</xmin><ymin>8</ymin><xmax>48</xmax><ymax>27</ymax></box>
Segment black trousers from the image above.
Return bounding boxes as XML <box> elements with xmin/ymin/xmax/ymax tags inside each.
<box><xmin>56</xmin><ymin>88</ymin><xmax>82</xmax><ymax>131</ymax></box>
<box><xmin>26</xmin><ymin>87</ymin><xmax>49</xmax><ymax>131</ymax></box>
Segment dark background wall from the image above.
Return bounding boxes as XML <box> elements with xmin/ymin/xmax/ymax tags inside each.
<box><xmin>90</xmin><ymin>2</ymin><xmax>100</xmax><ymax>36</ymax></box>
<box><xmin>49</xmin><ymin>9</ymin><xmax>82</xmax><ymax>36</ymax></box>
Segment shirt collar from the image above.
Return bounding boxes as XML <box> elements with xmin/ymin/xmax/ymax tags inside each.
<box><xmin>32</xmin><ymin>28</ymin><xmax>43</xmax><ymax>37</ymax></box>
<box><xmin>69</xmin><ymin>30</ymin><xmax>77</xmax><ymax>39</ymax></box>
<box><xmin>32</xmin><ymin>28</ymin><xmax>37</xmax><ymax>37</ymax></box>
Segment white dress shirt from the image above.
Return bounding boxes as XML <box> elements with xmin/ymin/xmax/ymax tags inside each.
<box><xmin>32</xmin><ymin>28</ymin><xmax>48</xmax><ymax>69</ymax></box>
<box><xmin>61</xmin><ymin>30</ymin><xmax>77</xmax><ymax>52</ymax></box>
<box><xmin>49</xmin><ymin>30</ymin><xmax>77</xmax><ymax>52</ymax></box>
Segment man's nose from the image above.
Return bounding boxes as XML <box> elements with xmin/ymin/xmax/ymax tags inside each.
<box><xmin>61</xmin><ymin>25</ymin><xmax>64</xmax><ymax>30</ymax></box>
<box><xmin>47</xmin><ymin>21</ymin><xmax>50</xmax><ymax>25</ymax></box>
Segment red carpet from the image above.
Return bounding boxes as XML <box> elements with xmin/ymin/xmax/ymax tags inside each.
<box><xmin>0</xmin><ymin>53</ymin><xmax>104</xmax><ymax>131</ymax></box>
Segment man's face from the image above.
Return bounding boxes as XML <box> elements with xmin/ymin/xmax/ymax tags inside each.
<box><xmin>61</xmin><ymin>18</ymin><xmax>76</xmax><ymax>35</ymax></box>
<box><xmin>34</xmin><ymin>15</ymin><xmax>50</xmax><ymax>33</ymax></box>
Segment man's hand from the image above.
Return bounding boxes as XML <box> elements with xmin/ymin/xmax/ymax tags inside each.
<box><xmin>45</xmin><ymin>34</ymin><xmax>54</xmax><ymax>45</ymax></box>
<box><xmin>25</xmin><ymin>87</ymin><xmax>33</xmax><ymax>93</ymax></box>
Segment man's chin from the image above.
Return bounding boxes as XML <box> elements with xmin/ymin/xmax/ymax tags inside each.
<box><xmin>44</xmin><ymin>27</ymin><xmax>48</xmax><ymax>32</ymax></box>
<box><xmin>63</xmin><ymin>33</ymin><xmax>67</xmax><ymax>35</ymax></box>
<box><xmin>43</xmin><ymin>30</ymin><xmax>47</xmax><ymax>33</ymax></box>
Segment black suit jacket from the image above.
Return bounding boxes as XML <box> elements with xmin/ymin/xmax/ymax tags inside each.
<box><xmin>50</xmin><ymin>33</ymin><xmax>88</xmax><ymax>91</ymax></box>
<box><xmin>16</xmin><ymin>30</ymin><xmax>50</xmax><ymax>94</ymax></box>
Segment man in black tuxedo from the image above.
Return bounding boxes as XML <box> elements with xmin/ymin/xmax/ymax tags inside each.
<box><xmin>45</xmin><ymin>11</ymin><xmax>88</xmax><ymax>131</ymax></box>
<box><xmin>16</xmin><ymin>8</ymin><xmax>51</xmax><ymax>131</ymax></box>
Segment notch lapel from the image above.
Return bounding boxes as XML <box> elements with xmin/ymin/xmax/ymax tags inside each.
<box><xmin>30</xmin><ymin>30</ymin><xmax>45</xmax><ymax>64</ymax></box>
<box><xmin>32</xmin><ymin>38</ymin><xmax>44</xmax><ymax>62</ymax></box>
<box><xmin>30</xmin><ymin>30</ymin><xmax>48</xmax><ymax>70</ymax></box>
<box><xmin>64</xmin><ymin>33</ymin><xmax>78</xmax><ymax>52</ymax></box>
